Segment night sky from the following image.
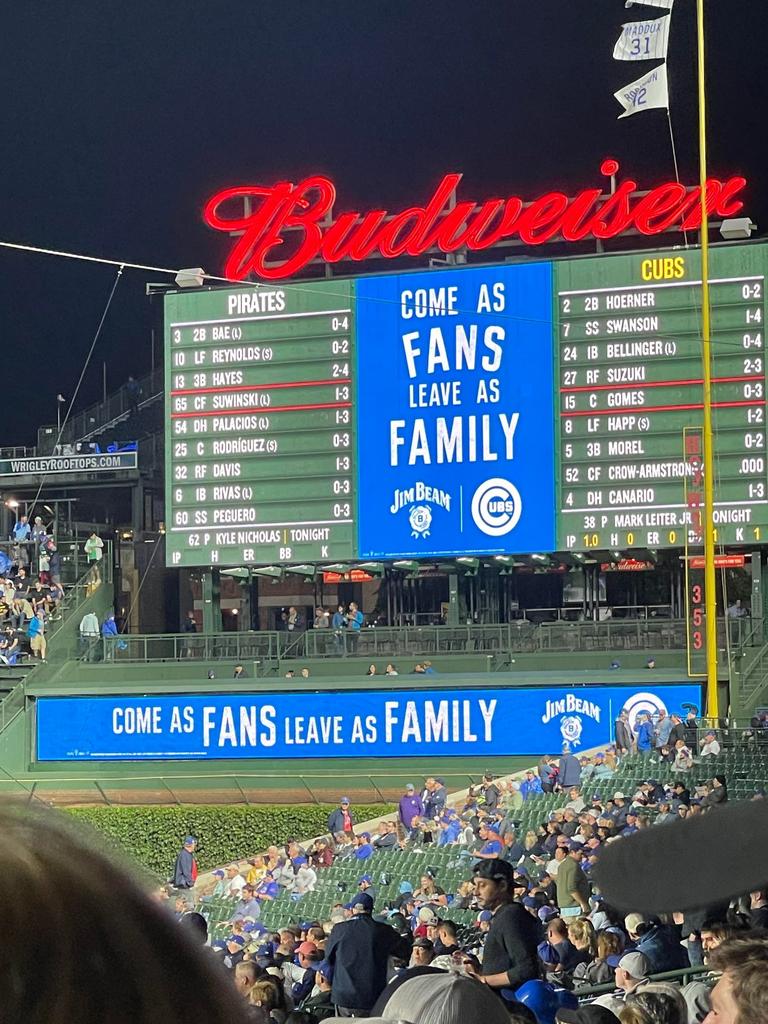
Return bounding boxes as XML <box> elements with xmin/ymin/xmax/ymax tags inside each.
<box><xmin>1</xmin><ymin>0</ymin><xmax>764</xmax><ymax>446</ymax></box>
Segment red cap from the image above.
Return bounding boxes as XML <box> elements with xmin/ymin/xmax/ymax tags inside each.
<box><xmin>297</xmin><ymin>941</ymin><xmax>318</xmax><ymax>956</ymax></box>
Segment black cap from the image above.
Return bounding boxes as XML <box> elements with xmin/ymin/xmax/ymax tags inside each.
<box><xmin>472</xmin><ymin>859</ymin><xmax>527</xmax><ymax>886</ymax></box>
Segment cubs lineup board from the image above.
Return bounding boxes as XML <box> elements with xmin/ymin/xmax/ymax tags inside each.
<box><xmin>165</xmin><ymin>242</ymin><xmax>768</xmax><ymax>567</ymax></box>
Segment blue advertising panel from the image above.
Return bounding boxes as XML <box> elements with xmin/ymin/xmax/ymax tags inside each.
<box><xmin>36</xmin><ymin>683</ymin><xmax>700</xmax><ymax>762</ymax></box>
<box><xmin>355</xmin><ymin>263</ymin><xmax>555</xmax><ymax>558</ymax></box>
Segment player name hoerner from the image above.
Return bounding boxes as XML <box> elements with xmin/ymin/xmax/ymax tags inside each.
<box><xmin>390</xmin><ymin>482</ymin><xmax>452</xmax><ymax>514</ymax></box>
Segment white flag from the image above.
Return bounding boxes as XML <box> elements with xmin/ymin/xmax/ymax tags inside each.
<box><xmin>614</xmin><ymin>63</ymin><xmax>669</xmax><ymax>118</ymax></box>
<box><xmin>625</xmin><ymin>0</ymin><xmax>674</xmax><ymax>9</ymax></box>
<box><xmin>613</xmin><ymin>15</ymin><xmax>671</xmax><ymax>60</ymax></box>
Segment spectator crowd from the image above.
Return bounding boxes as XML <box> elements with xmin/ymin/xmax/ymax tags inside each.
<box><xmin>159</xmin><ymin>730</ymin><xmax>768</xmax><ymax>1024</ymax></box>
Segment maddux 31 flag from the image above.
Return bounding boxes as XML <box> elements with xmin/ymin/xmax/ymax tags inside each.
<box><xmin>615</xmin><ymin>62</ymin><xmax>668</xmax><ymax>118</ymax></box>
<box><xmin>613</xmin><ymin>15</ymin><xmax>671</xmax><ymax>60</ymax></box>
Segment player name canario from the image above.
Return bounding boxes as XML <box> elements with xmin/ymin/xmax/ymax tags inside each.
<box><xmin>390</xmin><ymin>482</ymin><xmax>452</xmax><ymax>514</ymax></box>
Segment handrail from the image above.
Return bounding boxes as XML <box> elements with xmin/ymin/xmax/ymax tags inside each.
<box><xmin>62</xmin><ymin>368</ymin><xmax>163</xmax><ymax>444</ymax></box>
<box><xmin>575</xmin><ymin>964</ymin><xmax>709</xmax><ymax>999</ymax></box>
<box><xmin>98</xmin><ymin>617</ymin><xmax>746</xmax><ymax>663</ymax></box>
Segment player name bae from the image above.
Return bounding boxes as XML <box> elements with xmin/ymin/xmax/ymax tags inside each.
<box><xmin>203</xmin><ymin>159</ymin><xmax>747</xmax><ymax>280</ymax></box>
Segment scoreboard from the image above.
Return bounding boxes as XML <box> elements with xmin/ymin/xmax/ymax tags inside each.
<box><xmin>165</xmin><ymin>242</ymin><xmax>768</xmax><ymax>568</ymax></box>
<box><xmin>556</xmin><ymin>246</ymin><xmax>766</xmax><ymax>551</ymax></box>
<box><xmin>165</xmin><ymin>281</ymin><xmax>357</xmax><ymax>567</ymax></box>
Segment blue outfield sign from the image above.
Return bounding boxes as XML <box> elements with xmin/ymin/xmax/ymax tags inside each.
<box><xmin>355</xmin><ymin>263</ymin><xmax>555</xmax><ymax>558</ymax></box>
<box><xmin>36</xmin><ymin>683</ymin><xmax>701</xmax><ymax>762</ymax></box>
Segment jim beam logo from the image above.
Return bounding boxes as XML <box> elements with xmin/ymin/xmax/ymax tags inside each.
<box><xmin>390</xmin><ymin>482</ymin><xmax>452</xmax><ymax>538</ymax></box>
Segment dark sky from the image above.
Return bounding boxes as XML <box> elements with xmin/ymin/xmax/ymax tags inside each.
<box><xmin>1</xmin><ymin>0</ymin><xmax>764</xmax><ymax>446</ymax></box>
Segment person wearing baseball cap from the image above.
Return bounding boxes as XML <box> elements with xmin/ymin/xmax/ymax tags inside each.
<box><xmin>324</xmin><ymin>886</ymin><xmax>412</xmax><ymax>1015</ymax></box>
<box><xmin>591</xmin><ymin>951</ymin><xmax>650</xmax><ymax>1016</ymax></box>
<box><xmin>327</xmin><ymin>797</ymin><xmax>355</xmax><ymax>837</ymax></box>
<box><xmin>298</xmin><ymin>959</ymin><xmax>335</xmax><ymax>1020</ymax></box>
<box><xmin>172</xmin><ymin>835</ymin><xmax>198</xmax><ymax>891</ymax></box>
<box><xmin>469</xmin><ymin>858</ymin><xmax>539</xmax><ymax>990</ymax></box>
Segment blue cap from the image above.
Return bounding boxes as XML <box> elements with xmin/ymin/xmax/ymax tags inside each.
<box><xmin>184</xmin><ymin>835</ymin><xmax>197</xmax><ymax>845</ymax></box>
<box><xmin>212</xmin><ymin>869</ymin><xmax>225</xmax><ymax>878</ymax></box>
<box><xmin>340</xmin><ymin>796</ymin><xmax>350</xmax><ymax>804</ymax></box>
<box><xmin>345</xmin><ymin>892</ymin><xmax>374</xmax><ymax>912</ymax></box>
<box><xmin>316</xmin><ymin>960</ymin><xmax>334</xmax><ymax>982</ymax></box>
<box><xmin>399</xmin><ymin>881</ymin><xmax>413</xmax><ymax>894</ymax></box>
<box><xmin>228</xmin><ymin>935</ymin><xmax>245</xmax><ymax>947</ymax></box>
<box><xmin>478</xmin><ymin>910</ymin><xmax>493</xmax><ymax>922</ymax></box>
<box><xmin>359</xmin><ymin>874</ymin><xmax>372</xmax><ymax>884</ymax></box>
<box><xmin>243</xmin><ymin>921</ymin><xmax>265</xmax><ymax>934</ymax></box>
<box><xmin>538</xmin><ymin>906</ymin><xmax>559</xmax><ymax>922</ymax></box>
<box><xmin>522</xmin><ymin>896</ymin><xmax>538</xmax><ymax>909</ymax></box>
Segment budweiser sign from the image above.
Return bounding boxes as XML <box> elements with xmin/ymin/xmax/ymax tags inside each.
<box><xmin>203</xmin><ymin>158</ymin><xmax>747</xmax><ymax>281</ymax></box>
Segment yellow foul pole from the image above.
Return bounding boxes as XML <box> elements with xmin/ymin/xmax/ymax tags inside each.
<box><xmin>696</xmin><ymin>0</ymin><xmax>719</xmax><ymax>719</ymax></box>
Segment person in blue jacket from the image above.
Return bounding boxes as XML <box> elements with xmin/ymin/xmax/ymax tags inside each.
<box><xmin>102</xmin><ymin>612</ymin><xmax>119</xmax><ymax>660</ymax></box>
<box><xmin>635</xmin><ymin>712</ymin><xmax>655</xmax><ymax>757</ymax></box>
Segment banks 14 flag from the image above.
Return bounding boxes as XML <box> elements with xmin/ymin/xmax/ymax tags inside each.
<box><xmin>615</xmin><ymin>62</ymin><xmax>668</xmax><ymax>118</ymax></box>
<box><xmin>613</xmin><ymin>15</ymin><xmax>671</xmax><ymax>60</ymax></box>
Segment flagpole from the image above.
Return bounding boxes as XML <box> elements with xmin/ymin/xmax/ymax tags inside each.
<box><xmin>696</xmin><ymin>0</ymin><xmax>719</xmax><ymax>721</ymax></box>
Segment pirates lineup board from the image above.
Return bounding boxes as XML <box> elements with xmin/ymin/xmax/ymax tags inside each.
<box><xmin>165</xmin><ymin>243</ymin><xmax>767</xmax><ymax>566</ymax></box>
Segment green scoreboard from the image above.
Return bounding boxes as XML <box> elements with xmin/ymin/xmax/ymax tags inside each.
<box><xmin>556</xmin><ymin>245</ymin><xmax>766</xmax><ymax>551</ymax></box>
<box><xmin>165</xmin><ymin>280</ymin><xmax>356</xmax><ymax>567</ymax></box>
<box><xmin>165</xmin><ymin>242</ymin><xmax>768</xmax><ymax>568</ymax></box>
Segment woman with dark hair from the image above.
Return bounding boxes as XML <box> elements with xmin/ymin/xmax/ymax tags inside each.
<box><xmin>0</xmin><ymin>808</ymin><xmax>251</xmax><ymax>1024</ymax></box>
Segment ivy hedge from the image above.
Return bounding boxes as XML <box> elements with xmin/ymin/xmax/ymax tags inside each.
<box><xmin>65</xmin><ymin>804</ymin><xmax>394</xmax><ymax>880</ymax></box>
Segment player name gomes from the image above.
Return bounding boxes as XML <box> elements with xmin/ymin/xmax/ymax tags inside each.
<box><xmin>203</xmin><ymin>159</ymin><xmax>747</xmax><ymax>280</ymax></box>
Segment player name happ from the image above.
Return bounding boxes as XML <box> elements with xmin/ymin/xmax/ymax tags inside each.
<box><xmin>390</xmin><ymin>482</ymin><xmax>452</xmax><ymax>514</ymax></box>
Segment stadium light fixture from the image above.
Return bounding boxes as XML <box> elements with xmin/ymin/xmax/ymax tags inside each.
<box><xmin>720</xmin><ymin>218</ymin><xmax>755</xmax><ymax>240</ymax></box>
<box><xmin>174</xmin><ymin>267</ymin><xmax>207</xmax><ymax>288</ymax></box>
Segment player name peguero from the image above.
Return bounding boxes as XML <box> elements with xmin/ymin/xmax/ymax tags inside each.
<box><xmin>203</xmin><ymin>159</ymin><xmax>747</xmax><ymax>280</ymax></box>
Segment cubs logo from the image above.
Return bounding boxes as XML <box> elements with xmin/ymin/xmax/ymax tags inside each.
<box><xmin>622</xmin><ymin>691</ymin><xmax>668</xmax><ymax>730</ymax></box>
<box><xmin>409</xmin><ymin>504</ymin><xmax>432</xmax><ymax>538</ymax></box>
<box><xmin>471</xmin><ymin>478</ymin><xmax>522</xmax><ymax>537</ymax></box>
<box><xmin>560</xmin><ymin>715</ymin><xmax>583</xmax><ymax>747</ymax></box>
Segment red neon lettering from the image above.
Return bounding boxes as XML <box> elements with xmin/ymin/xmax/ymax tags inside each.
<box><xmin>202</xmin><ymin>162</ymin><xmax>750</xmax><ymax>280</ymax></box>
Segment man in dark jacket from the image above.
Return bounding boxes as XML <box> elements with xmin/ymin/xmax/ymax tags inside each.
<box><xmin>327</xmin><ymin>797</ymin><xmax>355</xmax><ymax>836</ymax></box>
<box><xmin>481</xmin><ymin>773</ymin><xmax>500</xmax><ymax>811</ymax></box>
<box><xmin>615</xmin><ymin>710</ymin><xmax>634</xmax><ymax>754</ymax></box>
<box><xmin>558</xmin><ymin>747</ymin><xmax>582</xmax><ymax>789</ymax></box>
<box><xmin>668</xmin><ymin>713</ymin><xmax>686</xmax><ymax>747</ymax></box>
<box><xmin>172</xmin><ymin>835</ymin><xmax>198</xmax><ymax>890</ymax></box>
<box><xmin>324</xmin><ymin>892</ymin><xmax>412</xmax><ymax>1014</ymax></box>
<box><xmin>470</xmin><ymin>859</ymin><xmax>539</xmax><ymax>990</ymax></box>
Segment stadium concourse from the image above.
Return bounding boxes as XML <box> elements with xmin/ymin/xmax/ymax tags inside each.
<box><xmin>151</xmin><ymin>733</ymin><xmax>768</xmax><ymax>1024</ymax></box>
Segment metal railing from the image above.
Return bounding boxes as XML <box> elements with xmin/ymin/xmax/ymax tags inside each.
<box><xmin>575</xmin><ymin>965</ymin><xmax>709</xmax><ymax>999</ymax></box>
<box><xmin>99</xmin><ymin>616</ymin><xmax>750</xmax><ymax>664</ymax></box>
<box><xmin>62</xmin><ymin>367</ymin><xmax>163</xmax><ymax>444</ymax></box>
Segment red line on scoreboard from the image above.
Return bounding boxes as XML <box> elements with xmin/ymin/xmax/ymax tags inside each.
<box><xmin>560</xmin><ymin>375</ymin><xmax>755</xmax><ymax>393</ymax></box>
<box><xmin>561</xmin><ymin>399</ymin><xmax>767</xmax><ymax>416</ymax></box>
<box><xmin>170</xmin><ymin>378</ymin><xmax>350</xmax><ymax>396</ymax></box>
<box><xmin>171</xmin><ymin>401</ymin><xmax>353</xmax><ymax>418</ymax></box>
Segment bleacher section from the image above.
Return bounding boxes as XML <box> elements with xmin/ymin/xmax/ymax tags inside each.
<box><xmin>199</xmin><ymin>742</ymin><xmax>768</xmax><ymax>945</ymax></box>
